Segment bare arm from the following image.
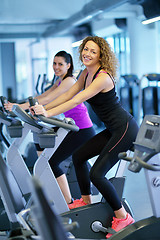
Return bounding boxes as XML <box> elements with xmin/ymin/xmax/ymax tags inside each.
<box><xmin>31</xmin><ymin>70</ymin><xmax>86</xmax><ymax>116</ymax></box>
<box><xmin>33</xmin><ymin>71</ymin><xmax>113</xmax><ymax>117</ymax></box>
<box><xmin>4</xmin><ymin>77</ymin><xmax>75</xmax><ymax>111</ymax></box>
<box><xmin>4</xmin><ymin>83</ymin><xmax>57</xmax><ymax>111</ymax></box>
<box><xmin>35</xmin><ymin>82</ymin><xmax>58</xmax><ymax>103</ymax></box>
<box><xmin>36</xmin><ymin>77</ymin><xmax>76</xmax><ymax>105</ymax></box>
<box><xmin>30</xmin><ymin>80</ymin><xmax>83</xmax><ymax>117</ymax></box>
<box><xmin>45</xmin><ymin>80</ymin><xmax>82</xmax><ymax>110</ymax></box>
<box><xmin>4</xmin><ymin>101</ymin><xmax>29</xmax><ymax>111</ymax></box>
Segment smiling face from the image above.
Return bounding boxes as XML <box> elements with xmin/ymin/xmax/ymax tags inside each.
<box><xmin>81</xmin><ymin>40</ymin><xmax>101</xmax><ymax>68</ymax></box>
<box><xmin>53</xmin><ymin>56</ymin><xmax>70</xmax><ymax>79</ymax></box>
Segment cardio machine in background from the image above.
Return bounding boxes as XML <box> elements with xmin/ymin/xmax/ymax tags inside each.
<box><xmin>119</xmin><ymin>74</ymin><xmax>139</xmax><ymax>122</ymax></box>
<box><xmin>0</xmin><ymin>107</ymin><xmax>10</xmax><ymax>158</ymax></box>
<box><xmin>138</xmin><ymin>73</ymin><xmax>160</xmax><ymax>124</ymax></box>
<box><xmin>35</xmin><ymin>73</ymin><xmax>55</xmax><ymax>95</ymax></box>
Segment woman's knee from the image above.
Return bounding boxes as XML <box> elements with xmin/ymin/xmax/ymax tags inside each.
<box><xmin>89</xmin><ymin>167</ymin><xmax>100</xmax><ymax>185</ymax></box>
<box><xmin>49</xmin><ymin>161</ymin><xmax>63</xmax><ymax>178</ymax></box>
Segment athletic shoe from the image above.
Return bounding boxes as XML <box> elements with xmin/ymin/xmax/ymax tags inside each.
<box><xmin>68</xmin><ymin>198</ymin><xmax>87</xmax><ymax>209</ymax></box>
<box><xmin>106</xmin><ymin>213</ymin><xmax>135</xmax><ymax>239</ymax></box>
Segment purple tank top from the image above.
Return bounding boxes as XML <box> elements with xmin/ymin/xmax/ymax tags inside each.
<box><xmin>64</xmin><ymin>103</ymin><xmax>93</xmax><ymax>129</ymax></box>
<box><xmin>58</xmin><ymin>80</ymin><xmax>93</xmax><ymax>129</ymax></box>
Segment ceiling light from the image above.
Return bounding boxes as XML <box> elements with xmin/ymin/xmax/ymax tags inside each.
<box><xmin>142</xmin><ymin>16</ymin><xmax>160</xmax><ymax>25</ymax></box>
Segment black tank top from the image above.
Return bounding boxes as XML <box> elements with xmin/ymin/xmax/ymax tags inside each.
<box><xmin>84</xmin><ymin>68</ymin><xmax>132</xmax><ymax>131</ymax></box>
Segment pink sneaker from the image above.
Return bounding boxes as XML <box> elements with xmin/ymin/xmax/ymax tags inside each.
<box><xmin>106</xmin><ymin>213</ymin><xmax>135</xmax><ymax>239</ymax></box>
<box><xmin>68</xmin><ymin>198</ymin><xmax>87</xmax><ymax>209</ymax></box>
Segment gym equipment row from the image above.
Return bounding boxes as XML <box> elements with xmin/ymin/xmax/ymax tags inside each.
<box><xmin>0</xmin><ymin>109</ymin><xmax>10</xmax><ymax>158</ymax></box>
<box><xmin>119</xmin><ymin>74</ymin><xmax>139</xmax><ymax>121</ymax></box>
<box><xmin>0</xmin><ymin>114</ymin><xmax>159</xmax><ymax>239</ymax></box>
<box><xmin>35</xmin><ymin>73</ymin><xmax>54</xmax><ymax>95</ymax></box>
<box><xmin>0</xmin><ymin>96</ymin><xmax>134</xmax><ymax>239</ymax></box>
<box><xmin>139</xmin><ymin>73</ymin><xmax>160</xmax><ymax>121</ymax></box>
<box><xmin>0</xmin><ymin>96</ymin><xmax>97</xmax><ymax>199</ymax></box>
<box><xmin>0</xmin><ymin>98</ymin><xmax>80</xmax><ymax>232</ymax></box>
<box><xmin>119</xmin><ymin>73</ymin><xmax>160</xmax><ymax>125</ymax></box>
<box><xmin>0</xmin><ymin>99</ymin><xmax>80</xmax><ymax>238</ymax></box>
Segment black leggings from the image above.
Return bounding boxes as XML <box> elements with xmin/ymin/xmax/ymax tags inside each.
<box><xmin>72</xmin><ymin>118</ymin><xmax>139</xmax><ymax>211</ymax></box>
<box><xmin>48</xmin><ymin>126</ymin><xmax>95</xmax><ymax>178</ymax></box>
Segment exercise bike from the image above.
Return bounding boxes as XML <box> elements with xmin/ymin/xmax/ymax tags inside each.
<box><xmin>26</xmin><ymin>114</ymin><xmax>160</xmax><ymax>240</ymax></box>
<box><xmin>0</xmin><ymin>101</ymin><xmax>80</xmax><ymax>233</ymax></box>
<box><xmin>0</xmin><ymin>106</ymin><xmax>81</xmax><ymax>236</ymax></box>
<box><xmin>0</xmin><ymin>96</ymin><xmax>98</xmax><ymax>199</ymax></box>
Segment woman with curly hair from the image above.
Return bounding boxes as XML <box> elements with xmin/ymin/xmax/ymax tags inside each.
<box><xmin>32</xmin><ymin>36</ymin><xmax>139</xmax><ymax>238</ymax></box>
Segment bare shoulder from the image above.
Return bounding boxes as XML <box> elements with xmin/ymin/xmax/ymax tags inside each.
<box><xmin>82</xmin><ymin>68</ymin><xmax>88</xmax><ymax>75</ymax></box>
<box><xmin>92</xmin><ymin>70</ymin><xmax>114</xmax><ymax>92</ymax></box>
<box><xmin>64</xmin><ymin>76</ymin><xmax>76</xmax><ymax>83</ymax></box>
<box><xmin>98</xmin><ymin>70</ymin><xmax>113</xmax><ymax>82</ymax></box>
<box><xmin>77</xmin><ymin>68</ymin><xmax>87</xmax><ymax>81</ymax></box>
<box><xmin>59</xmin><ymin>76</ymin><xmax>76</xmax><ymax>88</ymax></box>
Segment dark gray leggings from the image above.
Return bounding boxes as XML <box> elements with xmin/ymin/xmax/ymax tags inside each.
<box><xmin>72</xmin><ymin>118</ymin><xmax>139</xmax><ymax>211</ymax></box>
<box><xmin>48</xmin><ymin>126</ymin><xmax>95</xmax><ymax>178</ymax></box>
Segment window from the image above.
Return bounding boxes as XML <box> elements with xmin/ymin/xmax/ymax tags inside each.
<box><xmin>106</xmin><ymin>32</ymin><xmax>130</xmax><ymax>76</ymax></box>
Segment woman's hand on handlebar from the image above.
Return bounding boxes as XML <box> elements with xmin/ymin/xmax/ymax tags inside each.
<box><xmin>30</xmin><ymin>104</ymin><xmax>48</xmax><ymax>117</ymax></box>
<box><xmin>4</xmin><ymin>102</ymin><xmax>18</xmax><ymax>112</ymax></box>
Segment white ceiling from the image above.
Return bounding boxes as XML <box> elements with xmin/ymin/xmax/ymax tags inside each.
<box><xmin>0</xmin><ymin>0</ymin><xmax>144</xmax><ymax>39</ymax></box>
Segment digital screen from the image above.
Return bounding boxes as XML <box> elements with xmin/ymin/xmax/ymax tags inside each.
<box><xmin>145</xmin><ymin>129</ymin><xmax>154</xmax><ymax>139</ymax></box>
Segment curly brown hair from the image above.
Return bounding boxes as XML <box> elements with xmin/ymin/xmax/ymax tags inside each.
<box><xmin>79</xmin><ymin>36</ymin><xmax>119</xmax><ymax>80</ymax></box>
